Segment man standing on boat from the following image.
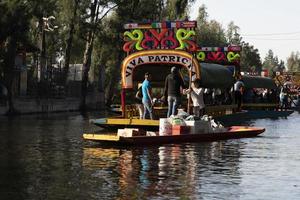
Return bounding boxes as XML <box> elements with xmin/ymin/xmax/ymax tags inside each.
<box><xmin>184</xmin><ymin>78</ymin><xmax>205</xmax><ymax>118</ymax></box>
<box><xmin>142</xmin><ymin>72</ymin><xmax>154</xmax><ymax>119</ymax></box>
<box><xmin>280</xmin><ymin>84</ymin><xmax>289</xmax><ymax>110</ymax></box>
<box><xmin>234</xmin><ymin>76</ymin><xmax>245</xmax><ymax>112</ymax></box>
<box><xmin>163</xmin><ymin>66</ymin><xmax>186</xmax><ymax>117</ymax></box>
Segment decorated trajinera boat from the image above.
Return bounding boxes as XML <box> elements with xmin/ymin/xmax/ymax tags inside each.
<box><xmin>84</xmin><ymin>21</ymin><xmax>267</xmax><ymax>145</ymax></box>
<box><xmin>91</xmin><ymin>20</ymin><xmax>243</xmax><ymax>129</ymax></box>
<box><xmin>83</xmin><ymin>126</ymin><xmax>265</xmax><ymax>145</ymax></box>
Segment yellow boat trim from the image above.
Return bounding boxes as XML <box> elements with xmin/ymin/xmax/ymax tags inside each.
<box><xmin>83</xmin><ymin>133</ymin><xmax>120</xmax><ymax>141</ymax></box>
<box><xmin>106</xmin><ymin>118</ymin><xmax>159</xmax><ymax>126</ymax></box>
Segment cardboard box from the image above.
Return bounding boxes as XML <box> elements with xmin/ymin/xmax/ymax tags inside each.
<box><xmin>117</xmin><ymin>128</ymin><xmax>146</xmax><ymax>137</ymax></box>
<box><xmin>185</xmin><ymin>120</ymin><xmax>212</xmax><ymax>134</ymax></box>
<box><xmin>172</xmin><ymin>125</ymin><xmax>190</xmax><ymax>135</ymax></box>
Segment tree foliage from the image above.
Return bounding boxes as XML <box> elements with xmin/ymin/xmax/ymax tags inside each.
<box><xmin>287</xmin><ymin>51</ymin><xmax>300</xmax><ymax>72</ymax></box>
<box><xmin>240</xmin><ymin>42</ymin><xmax>262</xmax><ymax>73</ymax></box>
<box><xmin>262</xmin><ymin>49</ymin><xmax>285</xmax><ymax>77</ymax></box>
<box><xmin>1</xmin><ymin>0</ymin><xmax>294</xmax><ymax>111</ymax></box>
<box><xmin>195</xmin><ymin>5</ymin><xmax>227</xmax><ymax>47</ymax></box>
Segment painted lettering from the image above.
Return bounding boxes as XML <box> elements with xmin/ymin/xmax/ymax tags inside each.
<box><xmin>169</xmin><ymin>56</ymin><xmax>175</xmax><ymax>62</ymax></box>
<box><xmin>129</xmin><ymin>59</ymin><xmax>136</xmax><ymax>66</ymax></box>
<box><xmin>138</xmin><ymin>57</ymin><xmax>144</xmax><ymax>64</ymax></box>
<box><xmin>182</xmin><ymin>58</ymin><xmax>188</xmax><ymax>64</ymax></box>
<box><xmin>127</xmin><ymin>66</ymin><xmax>133</xmax><ymax>71</ymax></box>
<box><xmin>161</xmin><ymin>56</ymin><xmax>168</xmax><ymax>61</ymax></box>
<box><xmin>154</xmin><ymin>56</ymin><xmax>161</xmax><ymax>62</ymax></box>
<box><xmin>126</xmin><ymin>70</ymin><xmax>131</xmax><ymax>77</ymax></box>
<box><xmin>148</xmin><ymin>56</ymin><xmax>154</xmax><ymax>62</ymax></box>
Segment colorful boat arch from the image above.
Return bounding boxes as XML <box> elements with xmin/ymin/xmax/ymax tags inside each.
<box><xmin>121</xmin><ymin>50</ymin><xmax>200</xmax><ymax>89</ymax></box>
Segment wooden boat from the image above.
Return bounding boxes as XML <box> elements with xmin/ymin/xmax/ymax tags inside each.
<box><xmin>95</xmin><ymin>20</ymin><xmax>242</xmax><ymax>128</ymax></box>
<box><xmin>83</xmin><ymin>126</ymin><xmax>265</xmax><ymax>145</ymax></box>
<box><xmin>90</xmin><ymin>117</ymin><xmax>159</xmax><ymax>130</ymax></box>
<box><xmin>216</xmin><ymin>109</ymin><xmax>294</xmax><ymax>126</ymax></box>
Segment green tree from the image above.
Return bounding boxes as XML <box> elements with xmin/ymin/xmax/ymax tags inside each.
<box><xmin>287</xmin><ymin>51</ymin><xmax>300</xmax><ymax>72</ymax></box>
<box><xmin>57</xmin><ymin>0</ymin><xmax>81</xmax><ymax>86</ymax></box>
<box><xmin>226</xmin><ymin>21</ymin><xmax>242</xmax><ymax>45</ymax></box>
<box><xmin>0</xmin><ymin>1</ymin><xmax>53</xmax><ymax>114</ymax></box>
<box><xmin>262</xmin><ymin>49</ymin><xmax>285</xmax><ymax>77</ymax></box>
<box><xmin>195</xmin><ymin>5</ymin><xmax>227</xmax><ymax>47</ymax></box>
<box><xmin>240</xmin><ymin>42</ymin><xmax>262</xmax><ymax>73</ymax></box>
<box><xmin>79</xmin><ymin>0</ymin><xmax>119</xmax><ymax>110</ymax></box>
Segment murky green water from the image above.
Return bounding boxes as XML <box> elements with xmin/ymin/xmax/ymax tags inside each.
<box><xmin>0</xmin><ymin>112</ymin><xmax>300</xmax><ymax>200</ymax></box>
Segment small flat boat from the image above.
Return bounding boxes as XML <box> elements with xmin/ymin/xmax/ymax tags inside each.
<box><xmin>90</xmin><ymin>117</ymin><xmax>159</xmax><ymax>130</ymax></box>
<box><xmin>216</xmin><ymin>110</ymin><xmax>294</xmax><ymax>125</ymax></box>
<box><xmin>83</xmin><ymin>126</ymin><xmax>265</xmax><ymax>146</ymax></box>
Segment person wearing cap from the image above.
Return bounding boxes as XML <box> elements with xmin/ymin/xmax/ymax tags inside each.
<box><xmin>163</xmin><ymin>66</ymin><xmax>186</xmax><ymax>117</ymax></box>
<box><xmin>142</xmin><ymin>72</ymin><xmax>154</xmax><ymax>119</ymax></box>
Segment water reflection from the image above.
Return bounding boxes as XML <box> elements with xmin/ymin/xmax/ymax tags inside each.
<box><xmin>1</xmin><ymin>112</ymin><xmax>300</xmax><ymax>199</ymax></box>
<box><xmin>82</xmin><ymin>140</ymin><xmax>244</xmax><ymax>199</ymax></box>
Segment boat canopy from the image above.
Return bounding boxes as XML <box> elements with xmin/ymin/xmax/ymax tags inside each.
<box><xmin>242</xmin><ymin>75</ymin><xmax>277</xmax><ymax>89</ymax></box>
<box><xmin>132</xmin><ymin>64</ymin><xmax>182</xmax><ymax>86</ymax></box>
<box><xmin>199</xmin><ymin>63</ymin><xmax>235</xmax><ymax>89</ymax></box>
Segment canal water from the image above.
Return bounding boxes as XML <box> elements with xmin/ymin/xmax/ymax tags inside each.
<box><xmin>0</xmin><ymin>112</ymin><xmax>300</xmax><ymax>200</ymax></box>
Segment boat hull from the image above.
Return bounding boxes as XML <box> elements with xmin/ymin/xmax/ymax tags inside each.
<box><xmin>83</xmin><ymin>126</ymin><xmax>265</xmax><ymax>146</ymax></box>
<box><xmin>216</xmin><ymin>110</ymin><xmax>294</xmax><ymax>125</ymax></box>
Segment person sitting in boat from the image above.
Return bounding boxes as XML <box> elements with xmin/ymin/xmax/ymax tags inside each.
<box><xmin>234</xmin><ymin>76</ymin><xmax>245</xmax><ymax>112</ymax></box>
<box><xmin>162</xmin><ymin>66</ymin><xmax>186</xmax><ymax>117</ymax></box>
<box><xmin>142</xmin><ymin>72</ymin><xmax>154</xmax><ymax>119</ymax></box>
<box><xmin>135</xmin><ymin>84</ymin><xmax>144</xmax><ymax>119</ymax></box>
<box><xmin>184</xmin><ymin>78</ymin><xmax>205</xmax><ymax>118</ymax></box>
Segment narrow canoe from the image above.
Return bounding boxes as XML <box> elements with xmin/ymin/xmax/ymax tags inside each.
<box><xmin>83</xmin><ymin>126</ymin><xmax>265</xmax><ymax>146</ymax></box>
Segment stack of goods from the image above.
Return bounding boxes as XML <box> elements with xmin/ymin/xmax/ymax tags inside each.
<box><xmin>170</xmin><ymin>117</ymin><xmax>190</xmax><ymax>135</ymax></box>
<box><xmin>158</xmin><ymin>114</ymin><xmax>227</xmax><ymax>136</ymax></box>
<box><xmin>159</xmin><ymin>117</ymin><xmax>191</xmax><ymax>136</ymax></box>
<box><xmin>117</xmin><ymin>128</ymin><xmax>146</xmax><ymax>137</ymax></box>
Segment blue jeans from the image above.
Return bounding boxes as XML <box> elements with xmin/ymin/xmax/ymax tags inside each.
<box><xmin>142</xmin><ymin>99</ymin><xmax>153</xmax><ymax>119</ymax></box>
<box><xmin>167</xmin><ymin>96</ymin><xmax>180</xmax><ymax>117</ymax></box>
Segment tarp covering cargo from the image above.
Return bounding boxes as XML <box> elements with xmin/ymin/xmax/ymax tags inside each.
<box><xmin>200</xmin><ymin>63</ymin><xmax>235</xmax><ymax>89</ymax></box>
<box><xmin>242</xmin><ymin>76</ymin><xmax>277</xmax><ymax>89</ymax></box>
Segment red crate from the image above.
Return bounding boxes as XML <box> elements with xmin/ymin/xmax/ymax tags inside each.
<box><xmin>172</xmin><ymin>125</ymin><xmax>190</xmax><ymax>135</ymax></box>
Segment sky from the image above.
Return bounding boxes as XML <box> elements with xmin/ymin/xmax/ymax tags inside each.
<box><xmin>190</xmin><ymin>0</ymin><xmax>300</xmax><ymax>63</ymax></box>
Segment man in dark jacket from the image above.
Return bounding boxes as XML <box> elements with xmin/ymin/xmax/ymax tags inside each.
<box><xmin>163</xmin><ymin>66</ymin><xmax>185</xmax><ymax>117</ymax></box>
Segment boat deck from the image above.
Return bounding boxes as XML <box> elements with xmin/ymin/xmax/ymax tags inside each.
<box><xmin>83</xmin><ymin>126</ymin><xmax>265</xmax><ymax>146</ymax></box>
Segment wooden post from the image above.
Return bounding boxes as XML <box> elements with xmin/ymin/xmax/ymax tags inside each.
<box><xmin>121</xmin><ymin>88</ymin><xmax>126</xmax><ymax>118</ymax></box>
<box><xmin>187</xmin><ymin>56</ymin><xmax>193</xmax><ymax>114</ymax></box>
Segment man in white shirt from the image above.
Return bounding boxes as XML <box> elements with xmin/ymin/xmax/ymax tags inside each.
<box><xmin>234</xmin><ymin>77</ymin><xmax>245</xmax><ymax>111</ymax></box>
<box><xmin>185</xmin><ymin>78</ymin><xmax>205</xmax><ymax>118</ymax></box>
